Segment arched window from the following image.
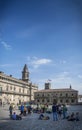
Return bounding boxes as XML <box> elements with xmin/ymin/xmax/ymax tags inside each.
<box><xmin>37</xmin><ymin>99</ymin><xmax>39</xmax><ymax>102</ymax></box>
<box><xmin>66</xmin><ymin>99</ymin><xmax>69</xmax><ymax>103</ymax></box>
<box><xmin>66</xmin><ymin>93</ymin><xmax>68</xmax><ymax>97</ymax></box>
<box><xmin>71</xmin><ymin>99</ymin><xmax>75</xmax><ymax>103</ymax></box>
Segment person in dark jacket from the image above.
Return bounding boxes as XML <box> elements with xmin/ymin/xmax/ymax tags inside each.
<box><xmin>9</xmin><ymin>105</ymin><xmax>13</xmax><ymax>118</ymax></box>
<box><xmin>52</xmin><ymin>103</ymin><xmax>58</xmax><ymax>121</ymax></box>
<box><xmin>20</xmin><ymin>104</ymin><xmax>24</xmax><ymax>115</ymax></box>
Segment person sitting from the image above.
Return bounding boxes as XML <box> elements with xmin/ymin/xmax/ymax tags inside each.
<box><xmin>38</xmin><ymin>114</ymin><xmax>50</xmax><ymax>120</ymax></box>
<box><xmin>75</xmin><ymin>112</ymin><xmax>80</xmax><ymax>121</ymax></box>
<box><xmin>39</xmin><ymin>114</ymin><xmax>44</xmax><ymax>120</ymax></box>
<box><xmin>12</xmin><ymin>112</ymin><xmax>22</xmax><ymax>120</ymax></box>
<box><xmin>67</xmin><ymin>112</ymin><xmax>76</xmax><ymax>121</ymax></box>
<box><xmin>12</xmin><ymin>112</ymin><xmax>16</xmax><ymax>120</ymax></box>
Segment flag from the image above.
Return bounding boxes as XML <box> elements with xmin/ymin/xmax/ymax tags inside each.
<box><xmin>48</xmin><ymin>79</ymin><xmax>52</xmax><ymax>81</ymax></box>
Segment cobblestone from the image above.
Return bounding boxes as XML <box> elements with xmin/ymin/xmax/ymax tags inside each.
<box><xmin>0</xmin><ymin>105</ymin><xmax>82</xmax><ymax>130</ymax></box>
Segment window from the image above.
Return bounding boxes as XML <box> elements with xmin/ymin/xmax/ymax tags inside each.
<box><xmin>37</xmin><ymin>94</ymin><xmax>39</xmax><ymax>96</ymax></box>
<box><xmin>71</xmin><ymin>99</ymin><xmax>74</xmax><ymax>103</ymax></box>
<box><xmin>66</xmin><ymin>99</ymin><xmax>69</xmax><ymax>103</ymax></box>
<box><xmin>42</xmin><ymin>99</ymin><xmax>44</xmax><ymax>102</ymax></box>
<box><xmin>14</xmin><ymin>87</ymin><xmax>16</xmax><ymax>91</ymax></box>
<box><xmin>0</xmin><ymin>87</ymin><xmax>2</xmax><ymax>96</ymax></box>
<box><xmin>47</xmin><ymin>99</ymin><xmax>50</xmax><ymax>102</ymax></box>
<box><xmin>23</xmin><ymin>88</ymin><xmax>24</xmax><ymax>93</ymax></box>
<box><xmin>0</xmin><ymin>87</ymin><xmax>2</xmax><ymax>92</ymax></box>
<box><xmin>6</xmin><ymin>85</ymin><xmax>9</xmax><ymax>91</ymax></box>
<box><xmin>72</xmin><ymin>93</ymin><xmax>74</xmax><ymax>96</ymax></box>
<box><xmin>42</xmin><ymin>94</ymin><xmax>44</xmax><ymax>97</ymax></box>
<box><xmin>60</xmin><ymin>93</ymin><xmax>62</xmax><ymax>96</ymax></box>
<box><xmin>48</xmin><ymin>94</ymin><xmax>50</xmax><ymax>96</ymax></box>
<box><xmin>60</xmin><ymin>100</ymin><xmax>62</xmax><ymax>103</ymax></box>
<box><xmin>66</xmin><ymin>93</ymin><xmax>68</xmax><ymax>97</ymax></box>
<box><xmin>37</xmin><ymin>100</ymin><xmax>39</xmax><ymax>102</ymax></box>
<box><xmin>10</xmin><ymin>86</ymin><xmax>12</xmax><ymax>90</ymax></box>
<box><xmin>19</xmin><ymin>88</ymin><xmax>21</xmax><ymax>93</ymax></box>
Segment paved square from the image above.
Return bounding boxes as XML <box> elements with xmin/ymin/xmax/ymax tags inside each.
<box><xmin>0</xmin><ymin>105</ymin><xmax>82</xmax><ymax>130</ymax></box>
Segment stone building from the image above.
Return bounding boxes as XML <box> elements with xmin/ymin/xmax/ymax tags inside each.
<box><xmin>34</xmin><ymin>83</ymin><xmax>78</xmax><ymax>105</ymax></box>
<box><xmin>0</xmin><ymin>64</ymin><xmax>38</xmax><ymax>105</ymax></box>
<box><xmin>78</xmin><ymin>95</ymin><xmax>82</xmax><ymax>103</ymax></box>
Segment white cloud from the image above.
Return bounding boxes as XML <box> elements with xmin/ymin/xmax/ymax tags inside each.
<box><xmin>1</xmin><ymin>41</ymin><xmax>12</xmax><ymax>50</ymax></box>
<box><xmin>0</xmin><ymin>64</ymin><xmax>14</xmax><ymax>67</ymax></box>
<box><xmin>27</xmin><ymin>56</ymin><xmax>52</xmax><ymax>68</ymax></box>
<box><xmin>33</xmin><ymin>58</ymin><xmax>52</xmax><ymax>65</ymax></box>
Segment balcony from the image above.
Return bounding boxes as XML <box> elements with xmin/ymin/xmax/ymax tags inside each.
<box><xmin>0</xmin><ymin>90</ymin><xmax>30</xmax><ymax>96</ymax></box>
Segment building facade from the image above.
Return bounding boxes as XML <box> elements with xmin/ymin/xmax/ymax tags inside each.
<box><xmin>0</xmin><ymin>64</ymin><xmax>38</xmax><ymax>105</ymax></box>
<box><xmin>34</xmin><ymin>83</ymin><xmax>78</xmax><ymax>105</ymax></box>
<box><xmin>78</xmin><ymin>95</ymin><xmax>82</xmax><ymax>103</ymax></box>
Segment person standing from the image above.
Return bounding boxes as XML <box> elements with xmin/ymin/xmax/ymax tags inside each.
<box><xmin>62</xmin><ymin>104</ymin><xmax>67</xmax><ymax>119</ymax></box>
<box><xmin>52</xmin><ymin>103</ymin><xmax>58</xmax><ymax>121</ymax></box>
<box><xmin>9</xmin><ymin>105</ymin><xmax>13</xmax><ymax>118</ymax></box>
<box><xmin>20</xmin><ymin>104</ymin><xmax>24</xmax><ymax>115</ymax></box>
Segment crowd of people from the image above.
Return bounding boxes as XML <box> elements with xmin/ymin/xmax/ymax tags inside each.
<box><xmin>9</xmin><ymin>103</ymin><xmax>80</xmax><ymax>121</ymax></box>
<box><xmin>52</xmin><ymin>103</ymin><xmax>80</xmax><ymax>121</ymax></box>
<box><xmin>9</xmin><ymin>104</ymin><xmax>32</xmax><ymax>120</ymax></box>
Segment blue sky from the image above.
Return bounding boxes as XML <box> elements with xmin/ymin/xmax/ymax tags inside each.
<box><xmin>0</xmin><ymin>0</ymin><xmax>82</xmax><ymax>94</ymax></box>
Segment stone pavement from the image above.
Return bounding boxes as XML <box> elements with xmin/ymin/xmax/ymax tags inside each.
<box><xmin>0</xmin><ymin>105</ymin><xmax>82</xmax><ymax>130</ymax></box>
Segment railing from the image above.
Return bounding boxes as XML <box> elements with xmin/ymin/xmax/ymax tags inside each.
<box><xmin>0</xmin><ymin>90</ymin><xmax>30</xmax><ymax>96</ymax></box>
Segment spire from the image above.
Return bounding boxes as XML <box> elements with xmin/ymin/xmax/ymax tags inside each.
<box><xmin>23</xmin><ymin>64</ymin><xmax>28</xmax><ymax>72</ymax></box>
<box><xmin>70</xmin><ymin>84</ymin><xmax>72</xmax><ymax>89</ymax></box>
<box><xmin>22</xmin><ymin>64</ymin><xmax>29</xmax><ymax>82</ymax></box>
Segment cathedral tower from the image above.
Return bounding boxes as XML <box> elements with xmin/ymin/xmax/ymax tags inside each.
<box><xmin>22</xmin><ymin>64</ymin><xmax>29</xmax><ymax>82</ymax></box>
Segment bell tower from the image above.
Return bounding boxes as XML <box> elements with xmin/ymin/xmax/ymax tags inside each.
<box><xmin>45</xmin><ymin>82</ymin><xmax>51</xmax><ymax>89</ymax></box>
<box><xmin>22</xmin><ymin>64</ymin><xmax>29</xmax><ymax>82</ymax></box>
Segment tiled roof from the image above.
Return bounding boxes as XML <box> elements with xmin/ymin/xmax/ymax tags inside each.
<box><xmin>35</xmin><ymin>88</ymin><xmax>78</xmax><ymax>93</ymax></box>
